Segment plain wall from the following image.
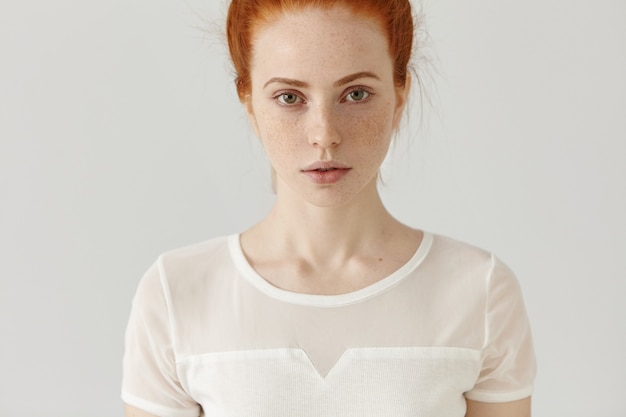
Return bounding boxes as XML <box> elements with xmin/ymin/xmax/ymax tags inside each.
<box><xmin>1</xmin><ymin>0</ymin><xmax>624</xmax><ymax>415</ymax></box>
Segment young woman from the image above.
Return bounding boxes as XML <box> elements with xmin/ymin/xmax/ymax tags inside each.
<box><xmin>122</xmin><ymin>0</ymin><xmax>536</xmax><ymax>416</ymax></box>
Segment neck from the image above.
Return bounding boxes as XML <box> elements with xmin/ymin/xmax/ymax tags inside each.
<box><xmin>245</xmin><ymin>180</ymin><xmax>402</xmax><ymax>264</ymax></box>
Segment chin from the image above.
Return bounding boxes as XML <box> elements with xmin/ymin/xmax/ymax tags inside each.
<box><xmin>275</xmin><ymin>173</ymin><xmax>378</xmax><ymax>209</ymax></box>
<box><xmin>297</xmin><ymin>185</ymin><xmax>374</xmax><ymax>210</ymax></box>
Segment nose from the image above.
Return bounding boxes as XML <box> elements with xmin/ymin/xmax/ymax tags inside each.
<box><xmin>307</xmin><ymin>104</ymin><xmax>341</xmax><ymax>149</ymax></box>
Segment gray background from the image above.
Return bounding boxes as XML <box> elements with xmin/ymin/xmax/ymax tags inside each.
<box><xmin>1</xmin><ymin>0</ymin><xmax>625</xmax><ymax>415</ymax></box>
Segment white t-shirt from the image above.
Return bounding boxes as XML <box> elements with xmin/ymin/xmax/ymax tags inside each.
<box><xmin>122</xmin><ymin>232</ymin><xmax>536</xmax><ymax>417</ymax></box>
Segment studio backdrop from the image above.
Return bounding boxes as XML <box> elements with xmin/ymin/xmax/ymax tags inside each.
<box><xmin>1</xmin><ymin>0</ymin><xmax>625</xmax><ymax>415</ymax></box>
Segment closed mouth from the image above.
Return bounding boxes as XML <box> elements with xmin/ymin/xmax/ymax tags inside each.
<box><xmin>302</xmin><ymin>161</ymin><xmax>350</xmax><ymax>172</ymax></box>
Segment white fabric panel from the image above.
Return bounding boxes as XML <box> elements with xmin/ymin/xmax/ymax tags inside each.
<box><xmin>122</xmin><ymin>232</ymin><xmax>536</xmax><ymax>416</ymax></box>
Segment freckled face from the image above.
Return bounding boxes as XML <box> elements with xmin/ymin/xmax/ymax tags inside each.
<box><xmin>245</xmin><ymin>6</ymin><xmax>408</xmax><ymax>207</ymax></box>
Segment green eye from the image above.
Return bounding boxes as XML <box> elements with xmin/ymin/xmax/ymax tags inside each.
<box><xmin>278</xmin><ymin>93</ymin><xmax>300</xmax><ymax>104</ymax></box>
<box><xmin>346</xmin><ymin>89</ymin><xmax>370</xmax><ymax>102</ymax></box>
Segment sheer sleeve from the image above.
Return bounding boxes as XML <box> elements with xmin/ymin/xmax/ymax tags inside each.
<box><xmin>465</xmin><ymin>255</ymin><xmax>537</xmax><ymax>402</ymax></box>
<box><xmin>122</xmin><ymin>259</ymin><xmax>201</xmax><ymax>417</ymax></box>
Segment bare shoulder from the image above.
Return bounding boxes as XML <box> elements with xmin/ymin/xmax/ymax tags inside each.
<box><xmin>466</xmin><ymin>397</ymin><xmax>531</xmax><ymax>417</ymax></box>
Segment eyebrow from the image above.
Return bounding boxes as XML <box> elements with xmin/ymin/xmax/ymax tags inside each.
<box><xmin>263</xmin><ymin>71</ymin><xmax>381</xmax><ymax>89</ymax></box>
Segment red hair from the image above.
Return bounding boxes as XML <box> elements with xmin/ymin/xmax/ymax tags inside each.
<box><xmin>226</xmin><ymin>0</ymin><xmax>415</xmax><ymax>101</ymax></box>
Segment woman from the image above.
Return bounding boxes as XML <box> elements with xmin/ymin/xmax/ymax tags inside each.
<box><xmin>122</xmin><ymin>0</ymin><xmax>536</xmax><ymax>416</ymax></box>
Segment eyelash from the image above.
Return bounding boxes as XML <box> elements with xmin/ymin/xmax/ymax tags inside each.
<box><xmin>275</xmin><ymin>92</ymin><xmax>304</xmax><ymax>105</ymax></box>
<box><xmin>273</xmin><ymin>86</ymin><xmax>374</xmax><ymax>106</ymax></box>
<box><xmin>342</xmin><ymin>86</ymin><xmax>373</xmax><ymax>103</ymax></box>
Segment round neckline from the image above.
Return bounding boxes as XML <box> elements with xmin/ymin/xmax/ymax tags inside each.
<box><xmin>228</xmin><ymin>231</ymin><xmax>434</xmax><ymax>308</ymax></box>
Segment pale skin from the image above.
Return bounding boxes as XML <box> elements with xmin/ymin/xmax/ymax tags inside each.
<box><xmin>125</xmin><ymin>5</ymin><xmax>530</xmax><ymax>416</ymax></box>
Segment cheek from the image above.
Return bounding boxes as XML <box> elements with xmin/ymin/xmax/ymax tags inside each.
<box><xmin>253</xmin><ymin>100</ymin><xmax>395</xmax><ymax>168</ymax></box>
<box><xmin>349</xmin><ymin>105</ymin><xmax>395</xmax><ymax>155</ymax></box>
<box><xmin>256</xmin><ymin>113</ymin><xmax>302</xmax><ymax>163</ymax></box>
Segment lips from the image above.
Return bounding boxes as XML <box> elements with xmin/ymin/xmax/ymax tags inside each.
<box><xmin>301</xmin><ymin>161</ymin><xmax>351</xmax><ymax>184</ymax></box>
<box><xmin>302</xmin><ymin>161</ymin><xmax>350</xmax><ymax>172</ymax></box>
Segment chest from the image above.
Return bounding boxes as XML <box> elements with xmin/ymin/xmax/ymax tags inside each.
<box><xmin>177</xmin><ymin>347</ymin><xmax>478</xmax><ymax>417</ymax></box>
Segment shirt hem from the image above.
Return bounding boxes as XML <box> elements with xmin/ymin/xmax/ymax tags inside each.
<box><xmin>464</xmin><ymin>385</ymin><xmax>534</xmax><ymax>403</ymax></box>
<box><xmin>122</xmin><ymin>391</ymin><xmax>200</xmax><ymax>417</ymax></box>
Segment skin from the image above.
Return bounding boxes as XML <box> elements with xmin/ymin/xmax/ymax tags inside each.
<box><xmin>125</xmin><ymin>5</ymin><xmax>531</xmax><ymax>416</ymax></box>
<box><xmin>246</xmin><ymin>9</ymin><xmax>403</xmax><ymax>210</ymax></box>
<box><xmin>241</xmin><ymin>6</ymin><xmax>420</xmax><ymax>295</ymax></box>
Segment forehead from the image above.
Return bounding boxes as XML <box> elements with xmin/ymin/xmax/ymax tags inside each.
<box><xmin>249</xmin><ymin>6</ymin><xmax>392</xmax><ymax>84</ymax></box>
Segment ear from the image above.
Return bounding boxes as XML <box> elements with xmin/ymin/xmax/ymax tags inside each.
<box><xmin>244</xmin><ymin>95</ymin><xmax>261</xmax><ymax>137</ymax></box>
<box><xmin>392</xmin><ymin>73</ymin><xmax>411</xmax><ymax>130</ymax></box>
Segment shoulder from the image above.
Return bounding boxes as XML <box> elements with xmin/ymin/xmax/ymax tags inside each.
<box><xmin>136</xmin><ymin>235</ymin><xmax>238</xmax><ymax>301</ymax></box>
<box><xmin>158</xmin><ymin>234</ymin><xmax>234</xmax><ymax>268</ymax></box>
<box><xmin>421</xmin><ymin>232</ymin><xmax>519</xmax><ymax>292</ymax></box>
<box><xmin>426</xmin><ymin>232</ymin><xmax>495</xmax><ymax>271</ymax></box>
